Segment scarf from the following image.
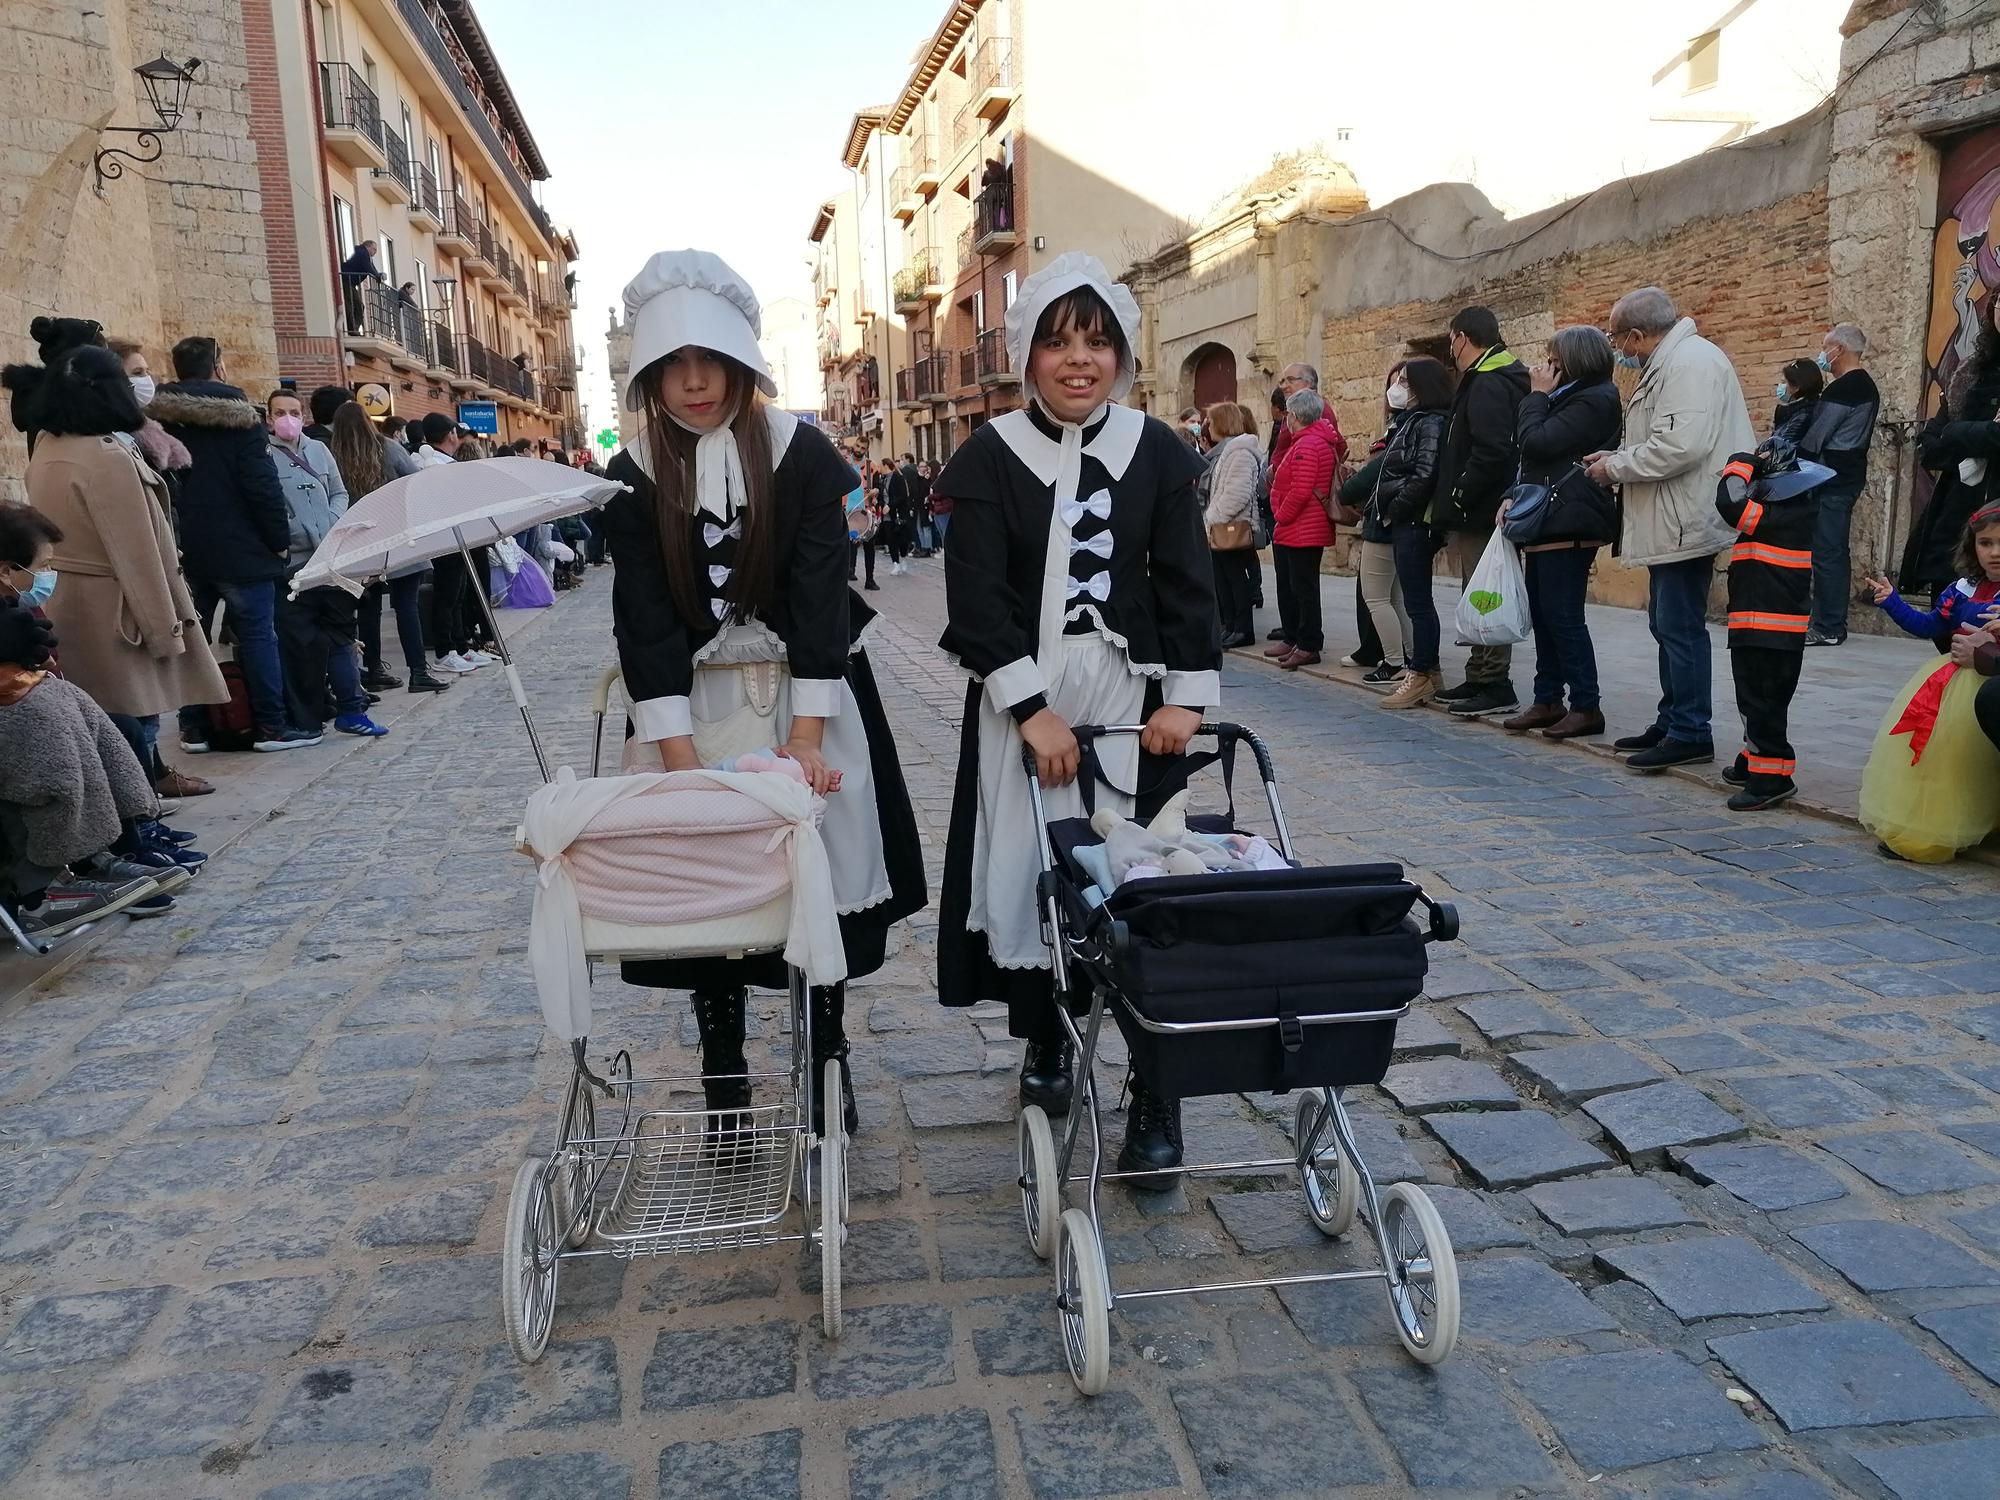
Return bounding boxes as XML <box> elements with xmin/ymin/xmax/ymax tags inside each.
<box><xmin>669</xmin><ymin>403</ymin><xmax>748</xmax><ymax>522</ymax></box>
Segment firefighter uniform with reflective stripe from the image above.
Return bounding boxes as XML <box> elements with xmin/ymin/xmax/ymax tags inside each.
<box><xmin>1715</xmin><ymin>456</ymin><xmax>1819</xmax><ymax>798</ymax></box>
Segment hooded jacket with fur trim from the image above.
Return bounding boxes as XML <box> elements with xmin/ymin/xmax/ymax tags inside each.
<box><xmin>150</xmin><ymin>380</ymin><xmax>292</xmax><ymax>584</ymax></box>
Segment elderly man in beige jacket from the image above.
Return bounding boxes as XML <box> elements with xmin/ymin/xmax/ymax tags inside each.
<box><xmin>1583</xmin><ymin>287</ymin><xmax>1754</xmax><ymax>772</ymax></box>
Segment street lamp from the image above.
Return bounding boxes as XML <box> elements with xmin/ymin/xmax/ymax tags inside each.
<box><xmin>93</xmin><ymin>55</ymin><xmax>203</xmax><ymax>193</ymax></box>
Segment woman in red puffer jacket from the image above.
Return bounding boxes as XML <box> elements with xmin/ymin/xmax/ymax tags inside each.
<box><xmin>1264</xmin><ymin>390</ymin><xmax>1346</xmax><ymax>668</ymax></box>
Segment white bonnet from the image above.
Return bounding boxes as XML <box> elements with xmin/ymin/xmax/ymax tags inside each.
<box><xmin>1003</xmin><ymin>251</ymin><xmax>1143</xmax><ymax>406</ymax></box>
<box><xmin>621</xmin><ymin>249</ymin><xmax>778</xmax><ymax>409</ymax></box>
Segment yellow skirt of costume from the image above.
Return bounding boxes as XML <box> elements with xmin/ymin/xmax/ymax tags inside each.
<box><xmin>1858</xmin><ymin>658</ymin><xmax>2000</xmax><ymax>863</ymax></box>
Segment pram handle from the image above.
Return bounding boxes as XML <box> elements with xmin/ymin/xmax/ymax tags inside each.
<box><xmin>591</xmin><ymin>665</ymin><xmax>624</xmax><ymax>717</ymax></box>
<box><xmin>1015</xmin><ymin>722</ymin><xmax>1275</xmax><ymax>782</ymax></box>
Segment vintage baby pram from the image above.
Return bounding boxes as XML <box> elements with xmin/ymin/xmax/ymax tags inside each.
<box><xmin>1017</xmin><ymin>723</ymin><xmax>1463</xmax><ymax>1394</ymax></box>
<box><xmin>500</xmin><ymin>670</ymin><xmax>850</xmax><ymax>1362</ymax></box>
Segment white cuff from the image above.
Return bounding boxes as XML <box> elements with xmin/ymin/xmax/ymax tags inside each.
<box><xmin>791</xmin><ymin>677</ymin><xmax>842</xmax><ymax>719</ymax></box>
<box><xmin>1163</xmin><ymin>670</ymin><xmax>1219</xmax><ymax>709</ymax></box>
<box><xmin>983</xmin><ymin>656</ymin><xmax>1048</xmax><ymax>715</ymax></box>
<box><xmin>631</xmin><ymin>694</ymin><xmax>693</xmax><ymax>742</ymax></box>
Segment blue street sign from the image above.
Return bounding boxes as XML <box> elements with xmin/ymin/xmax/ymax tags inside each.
<box><xmin>457</xmin><ymin>401</ymin><xmax>499</xmax><ymax>435</ymax></box>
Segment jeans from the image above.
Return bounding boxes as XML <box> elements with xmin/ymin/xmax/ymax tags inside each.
<box><xmin>1272</xmin><ymin>544</ymin><xmax>1324</xmax><ymax>652</ymax></box>
<box><xmin>360</xmin><ymin>574</ymin><xmax>429</xmax><ymax>678</ymax></box>
<box><xmin>1646</xmin><ymin>554</ymin><xmax>1718</xmax><ymax>743</ymax></box>
<box><xmin>182</xmin><ymin>577</ymin><xmax>285</xmax><ymax>734</ymax></box>
<box><xmin>1391</xmin><ymin>523</ymin><xmax>1444</xmax><ymax>671</ymax></box>
<box><xmin>1210</xmin><ymin>547</ymin><xmax>1257</xmax><ymax>640</ymax></box>
<box><xmin>107</xmin><ymin>713</ymin><xmax>160</xmax><ymax>779</ymax></box>
<box><xmin>1448</xmin><ymin>529</ymin><xmax>1513</xmax><ymax>686</ymax></box>
<box><xmin>931</xmin><ymin>510</ymin><xmax>951</xmax><ymax>548</ymax></box>
<box><xmin>1525</xmin><ymin>546</ymin><xmax>1600</xmax><ymax>711</ymax></box>
<box><xmin>1357</xmin><ymin>539</ymin><xmax>1410</xmax><ymax>666</ymax></box>
<box><xmin>1808</xmin><ymin>472</ymin><xmax>1864</xmax><ymax>637</ymax></box>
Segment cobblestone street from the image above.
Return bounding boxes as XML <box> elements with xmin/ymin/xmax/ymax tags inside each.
<box><xmin>2</xmin><ymin>561</ymin><xmax>1999</xmax><ymax>1500</ymax></box>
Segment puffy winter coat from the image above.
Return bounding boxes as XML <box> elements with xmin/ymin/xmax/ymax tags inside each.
<box><xmin>1203</xmin><ymin>434</ymin><xmax>1262</xmax><ymax>529</ymax></box>
<box><xmin>1270</xmin><ymin>417</ymin><xmax>1344</xmax><ymax>547</ymax></box>
<box><xmin>1599</xmin><ymin>318</ymin><xmax>1753</xmax><ymax>567</ymax></box>
<box><xmin>1373</xmin><ymin>410</ymin><xmax>1448</xmax><ymax>527</ymax></box>
<box><xmin>150</xmin><ymin>380</ymin><xmax>292</xmax><ymax>584</ymax></box>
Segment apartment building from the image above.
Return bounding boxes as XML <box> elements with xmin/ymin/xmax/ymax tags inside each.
<box><xmin>808</xmin><ymin>190</ymin><xmax>870</xmax><ymax>454</ymax></box>
<box><xmin>252</xmin><ymin>0</ymin><xmax>580</xmax><ymax>446</ymax></box>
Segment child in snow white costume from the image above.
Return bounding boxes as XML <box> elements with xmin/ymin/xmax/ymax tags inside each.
<box><xmin>598</xmin><ymin>250</ymin><xmax>925</xmax><ymax>1134</ymax></box>
<box><xmin>934</xmin><ymin>253</ymin><xmax>1223</xmax><ymax>1186</ymax></box>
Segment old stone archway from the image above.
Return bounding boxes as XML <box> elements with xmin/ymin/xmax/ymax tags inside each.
<box><xmin>1186</xmin><ymin>342</ymin><xmax>1238</xmax><ymax>411</ymax></box>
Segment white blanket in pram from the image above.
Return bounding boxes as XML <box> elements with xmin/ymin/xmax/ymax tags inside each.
<box><xmin>521</xmin><ymin>765</ymin><xmax>847</xmax><ymax>1041</ymax></box>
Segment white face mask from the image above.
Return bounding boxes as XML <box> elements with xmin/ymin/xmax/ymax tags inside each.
<box><xmin>130</xmin><ymin>374</ymin><xmax>156</xmax><ymax>406</ymax></box>
<box><xmin>1386</xmin><ymin>382</ymin><xmax>1411</xmax><ymax>410</ymax></box>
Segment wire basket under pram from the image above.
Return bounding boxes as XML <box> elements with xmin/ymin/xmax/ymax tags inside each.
<box><xmin>1017</xmin><ymin>722</ymin><xmax>1463</xmax><ymax>1395</ymax></box>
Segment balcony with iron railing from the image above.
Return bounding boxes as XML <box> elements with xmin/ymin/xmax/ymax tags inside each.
<box><xmin>970</xmin><ymin>37</ymin><xmax>1017</xmax><ymax>120</ymax></box>
<box><xmin>894</xmin><ymin>366</ymin><xmax>923</xmax><ymax>410</ymax></box>
<box><xmin>318</xmin><ymin>63</ymin><xmax>386</xmax><ymax>170</ymax></box>
<box><xmin>409</xmin><ymin>163</ymin><xmax>443</xmax><ymax>230</ymax></box>
<box><xmin>958</xmin><ymin>347</ymin><xmax>977</xmax><ymax>389</ymax></box>
<box><xmin>907</xmin><ymin>131</ymin><xmax>941</xmax><ymax>195</ymax></box>
<box><xmin>973</xmin><ymin>179</ymin><xmax>1020</xmax><ymax>254</ymax></box>
<box><xmin>426</xmin><ymin>318</ymin><xmax>459</xmax><ymax>376</ymax></box>
<box><xmin>976</xmin><ymin>326</ymin><xmax>1015</xmax><ymax>386</ymax></box>
<box><xmin>345</xmin><ymin>281</ymin><xmax>431</xmax><ymax>368</ymax></box>
<box><xmin>854</xmin><ymin>363</ymin><xmax>881</xmax><ymax>406</ymax></box>
<box><xmin>437</xmin><ymin>191</ymin><xmax>476</xmax><ymax>254</ymax></box>
<box><xmin>920</xmin><ymin>350</ymin><xmax>953</xmax><ymax>403</ymax></box>
<box><xmin>890</xmin><ymin>166</ymin><xmax>917</xmax><ymax>223</ymax></box>
<box><xmin>464</xmin><ymin>219</ymin><xmax>498</xmax><ymax>281</ymax></box>
<box><xmin>374</xmin><ymin>125</ymin><xmax>413</xmax><ymax>201</ymax></box>
<box><xmin>893</xmin><ymin>249</ymin><xmax>936</xmax><ymax>313</ymax></box>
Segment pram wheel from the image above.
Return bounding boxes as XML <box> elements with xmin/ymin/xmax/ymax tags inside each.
<box><xmin>1295</xmin><ymin>1092</ymin><xmax>1358</xmax><ymax>1238</ymax></box>
<box><xmin>818</xmin><ymin>1056</ymin><xmax>847</xmax><ymax>1339</ymax></box>
<box><xmin>1018</xmin><ymin>1105</ymin><xmax>1060</xmax><ymax>1259</ymax></box>
<box><xmin>1055</xmin><ymin>1208</ymin><xmax>1111</xmax><ymax>1396</ymax></box>
<box><xmin>502</xmin><ymin>1157</ymin><xmax>560</xmax><ymax>1363</ymax></box>
<box><xmin>551</xmin><ymin>1080</ymin><xmax>595</xmax><ymax>1248</ymax></box>
<box><xmin>1381</xmin><ymin>1183</ymin><xmax>1459</xmax><ymax>1365</ymax></box>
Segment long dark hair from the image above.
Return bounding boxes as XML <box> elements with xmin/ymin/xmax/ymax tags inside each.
<box><xmin>1401</xmin><ymin>356</ymin><xmax>1454</xmax><ymax>412</ymax></box>
<box><xmin>27</xmin><ymin>345</ymin><xmax>144</xmax><ymax>437</ymax></box>
<box><xmin>635</xmin><ymin>351</ymin><xmax>776</xmax><ymax>627</ymax></box>
<box><xmin>328</xmin><ymin>402</ymin><xmax>391</xmax><ymax>499</ymax></box>
<box><xmin>1956</xmin><ymin>503</ymin><xmax>2000</xmax><ymax>584</ymax></box>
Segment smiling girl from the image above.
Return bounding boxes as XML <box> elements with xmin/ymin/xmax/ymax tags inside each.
<box><xmin>933</xmin><ymin>253</ymin><xmax>1221</xmax><ymax>1185</ymax></box>
<box><xmin>598</xmin><ymin>251</ymin><xmax>924</xmax><ymax>1136</ymax></box>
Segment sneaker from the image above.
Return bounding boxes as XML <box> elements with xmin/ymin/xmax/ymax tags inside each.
<box><xmin>1362</xmin><ymin>662</ymin><xmax>1406</xmax><ymax>685</ymax></box>
<box><xmin>127</xmin><ymin>892</ymin><xmax>176</xmax><ymax>918</ymax></box>
<box><xmin>139</xmin><ymin>820</ymin><xmax>197</xmax><ymax>846</ymax></box>
<box><xmin>17</xmin><ymin>889</ymin><xmax>113</xmax><ymax>938</ymax></box>
<box><xmin>335</xmin><ymin>713</ymin><xmax>390</xmax><ymax>737</ymax></box>
<box><xmin>179</xmin><ymin>738</ymin><xmax>211</xmax><ymax>755</ymax></box>
<box><xmin>254</xmin><ymin>727</ymin><xmax>321</xmax><ymax>752</ymax></box>
<box><xmin>1612</xmin><ymin>726</ymin><xmax>1667</xmax><ymax>754</ymax></box>
<box><xmin>407</xmin><ymin>674</ymin><xmax>453</xmax><ymax>693</ymax></box>
<box><xmin>1337</xmin><ymin>652</ymin><xmax>1367</xmax><ymax>668</ymax></box>
<box><xmin>1626</xmin><ymin>739</ymin><xmax>1715</xmax><ymax>772</ymax></box>
<box><xmin>47</xmin><ymin>873</ymin><xmax>159</xmax><ymax>921</ymax></box>
<box><xmin>1382</xmin><ymin>669</ymin><xmax>1443</xmax><ymax>710</ymax></box>
<box><xmin>463</xmin><ymin>649</ymin><xmax>498</xmax><ymax>666</ymax></box>
<box><xmin>1434</xmin><ymin>679</ymin><xmax>1480</xmax><ymax>703</ymax></box>
<box><xmin>436</xmin><ymin>652</ymin><xmax>479</xmax><ymax>674</ymax></box>
<box><xmin>1449</xmin><ymin>683</ymin><xmax>1521</xmax><ymax>717</ymax></box>
<box><xmin>76</xmin><ymin>852</ymin><xmax>190</xmax><ymax>895</ymax></box>
<box><xmin>1803</xmin><ymin>628</ymin><xmax>1846</xmax><ymax>647</ymax></box>
<box><xmin>1728</xmin><ymin>784</ymin><xmax>1797</xmax><ymax>811</ymax></box>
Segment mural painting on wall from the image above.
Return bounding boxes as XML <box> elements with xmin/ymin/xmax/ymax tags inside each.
<box><xmin>1908</xmin><ymin>124</ymin><xmax>2000</xmax><ymax>589</ymax></box>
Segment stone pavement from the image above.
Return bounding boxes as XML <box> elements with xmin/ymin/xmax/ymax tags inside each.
<box><xmin>1271</xmin><ymin>562</ymin><xmax>1961</xmax><ymax>830</ymax></box>
<box><xmin>2</xmin><ymin>558</ymin><xmax>1998</xmax><ymax>1500</ymax></box>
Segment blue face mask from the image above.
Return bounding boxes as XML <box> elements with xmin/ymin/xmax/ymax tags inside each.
<box><xmin>18</xmin><ymin>571</ymin><xmax>54</xmax><ymax>609</ymax></box>
<box><xmin>1776</xmin><ymin>381</ymin><xmax>1791</xmax><ymax>401</ymax></box>
<box><xmin>1815</xmin><ymin>351</ymin><xmax>1834</xmax><ymax>371</ymax></box>
<box><xmin>1614</xmin><ymin>352</ymin><xmax>1645</xmax><ymax>371</ymax></box>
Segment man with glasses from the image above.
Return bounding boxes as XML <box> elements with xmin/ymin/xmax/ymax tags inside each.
<box><xmin>1583</xmin><ymin>286</ymin><xmax>1752</xmax><ymax>772</ymax></box>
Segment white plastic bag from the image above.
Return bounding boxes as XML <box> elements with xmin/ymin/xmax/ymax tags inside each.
<box><xmin>1453</xmin><ymin>529</ymin><xmax>1531</xmax><ymax>647</ymax></box>
<box><xmin>493</xmin><ymin>536</ymin><xmax>527</xmax><ymax>578</ymax></box>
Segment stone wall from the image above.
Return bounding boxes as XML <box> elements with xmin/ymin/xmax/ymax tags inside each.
<box><xmin>0</xmin><ymin>0</ymin><xmax>278</xmax><ymax>500</ymax></box>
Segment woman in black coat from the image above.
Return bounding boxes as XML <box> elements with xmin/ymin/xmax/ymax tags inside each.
<box><xmin>1910</xmin><ymin>298</ymin><xmax>2000</xmax><ymax>598</ymax></box>
<box><xmin>1503</xmin><ymin>325</ymin><xmax>1622</xmax><ymax>739</ymax></box>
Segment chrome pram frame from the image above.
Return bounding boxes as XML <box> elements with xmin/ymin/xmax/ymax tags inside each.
<box><xmin>1017</xmin><ymin>723</ymin><xmax>1462</xmax><ymax>1394</ymax></box>
<box><xmin>498</xmin><ymin>670</ymin><xmax>849</xmax><ymax>1364</ymax></box>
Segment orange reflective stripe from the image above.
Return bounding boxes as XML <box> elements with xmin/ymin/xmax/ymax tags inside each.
<box><xmin>1739</xmin><ymin>497</ymin><xmax>1766</xmax><ymax>534</ymax></box>
<box><xmin>1731</xmin><ymin>542</ymin><xmax>1813</xmax><ymax>568</ymax></box>
<box><xmin>1721</xmin><ymin>460</ymin><xmax>1756</xmax><ymax>483</ymax></box>
<box><xmin>1745</xmin><ymin>755</ymin><xmax>1796</xmax><ymax>775</ymax></box>
<box><xmin>1727</xmin><ymin>611</ymin><xmax>1808</xmax><ymax>633</ymax></box>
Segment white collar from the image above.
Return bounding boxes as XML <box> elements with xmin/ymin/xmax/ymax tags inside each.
<box><xmin>989</xmin><ymin>402</ymin><xmax>1144</xmax><ymax>488</ymax></box>
<box><xmin>623</xmin><ymin>405</ymin><xmax>799</xmax><ymax>485</ymax></box>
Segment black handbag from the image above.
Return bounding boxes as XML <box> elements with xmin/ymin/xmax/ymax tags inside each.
<box><xmin>1505</xmin><ymin>464</ymin><xmax>1619</xmax><ymax>547</ymax></box>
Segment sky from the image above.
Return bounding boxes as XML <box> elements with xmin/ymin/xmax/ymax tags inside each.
<box><xmin>468</xmin><ymin>0</ymin><xmax>947</xmax><ymax>441</ymax></box>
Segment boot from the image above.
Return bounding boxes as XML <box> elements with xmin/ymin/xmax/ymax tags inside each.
<box><xmin>809</xmin><ymin>983</ymin><xmax>859</xmax><ymax>1137</ymax></box>
<box><xmin>1018</xmin><ymin>1037</ymin><xmax>1074</xmax><ymax>1115</ymax></box>
<box><xmin>1116</xmin><ymin>1079</ymin><xmax>1183</xmax><ymax>1190</ymax></box>
<box><xmin>690</xmin><ymin>988</ymin><xmax>751</xmax><ymax>1151</ymax></box>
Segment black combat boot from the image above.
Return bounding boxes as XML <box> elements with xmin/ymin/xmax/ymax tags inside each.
<box><xmin>690</xmin><ymin>988</ymin><xmax>751</xmax><ymax>1152</ymax></box>
<box><xmin>1018</xmin><ymin>1036</ymin><xmax>1074</xmax><ymax>1115</ymax></box>
<box><xmin>809</xmin><ymin>983</ymin><xmax>859</xmax><ymax>1137</ymax></box>
<box><xmin>1116</xmin><ymin>1078</ymin><xmax>1184</xmax><ymax>1191</ymax></box>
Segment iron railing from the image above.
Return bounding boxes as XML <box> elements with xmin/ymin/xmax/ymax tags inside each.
<box><xmin>976</xmin><ymin>326</ymin><xmax>1012</xmax><ymax>381</ymax></box>
<box><xmin>318</xmin><ymin>63</ymin><xmax>382</xmax><ymax>143</ymax></box>
<box><xmin>428</xmin><ymin>319</ymin><xmax>459</xmax><ymax>372</ymax></box>
<box><xmin>919</xmin><ymin>350</ymin><xmax>952</xmax><ymax>400</ymax></box>
<box><xmin>411</xmin><ymin>162</ymin><xmax>442</xmax><ymax>221</ymax></box>
<box><xmin>959</xmin><ymin>347</ymin><xmax>978</xmax><ymax>388</ymax></box>
<box><xmin>380</xmin><ymin>125</ymin><xmax>413</xmax><ymax>192</ymax></box>
<box><xmin>443</xmin><ymin>191</ymin><xmax>477</xmax><ymax>242</ymax></box>
<box><xmin>974</xmin><ymin>179</ymin><xmax>1015</xmax><ymax>245</ymax></box>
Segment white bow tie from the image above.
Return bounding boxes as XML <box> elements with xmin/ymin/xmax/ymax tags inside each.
<box><xmin>1066</xmin><ymin>574</ymin><xmax>1112</xmax><ymax>603</ymax></box>
<box><xmin>1069</xmin><ymin>531</ymin><xmax>1113</xmax><ymax>560</ymax></box>
<box><xmin>708</xmin><ymin>564</ymin><xmax>731</xmax><ymax>588</ymax></box>
<box><xmin>702</xmin><ymin>516</ymin><xmax>742</xmax><ymax>549</ymax></box>
<box><xmin>1061</xmin><ymin>489</ymin><xmax>1112</xmax><ymax>529</ymax></box>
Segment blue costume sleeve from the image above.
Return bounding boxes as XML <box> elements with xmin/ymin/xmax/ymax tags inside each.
<box><xmin>1878</xmin><ymin>586</ymin><xmax>1968</xmax><ymax>640</ymax></box>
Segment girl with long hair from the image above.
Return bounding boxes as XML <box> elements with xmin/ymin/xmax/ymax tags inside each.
<box><xmin>325</xmin><ymin>403</ymin><xmax>450</xmax><ymax>693</ymax></box>
<box><xmin>934</xmin><ymin>253</ymin><xmax>1220</xmax><ymax>1186</ymax></box>
<box><xmin>598</xmin><ymin>250</ymin><xmax>924</xmax><ymax>1135</ymax></box>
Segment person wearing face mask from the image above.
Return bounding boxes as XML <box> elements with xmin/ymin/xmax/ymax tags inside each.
<box><xmin>598</xmin><ymin>249</ymin><xmax>925</xmax><ymax>1140</ymax></box>
<box><xmin>1771</xmin><ymin>358</ymin><xmax>1822</xmax><ymax>448</ymax></box>
<box><xmin>934</xmin><ymin>252</ymin><xmax>1220</xmax><ymax>1186</ymax></box>
<box><xmin>1583</xmin><ymin>287</ymin><xmax>1753</xmax><ymax>772</ymax></box>
<box><xmin>1797</xmin><ymin>323</ymin><xmax>1881</xmax><ymax>646</ymax></box>
<box><xmin>16</xmin><ymin>345</ymin><xmax>230</xmax><ymax>784</ymax></box>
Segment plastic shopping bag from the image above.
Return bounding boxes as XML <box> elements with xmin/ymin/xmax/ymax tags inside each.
<box><xmin>1453</xmin><ymin>529</ymin><xmax>1531</xmax><ymax>647</ymax></box>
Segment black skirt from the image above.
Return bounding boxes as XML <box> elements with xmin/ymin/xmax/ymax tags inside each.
<box><xmin>619</xmin><ymin>650</ymin><xmax>926</xmax><ymax>994</ymax></box>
